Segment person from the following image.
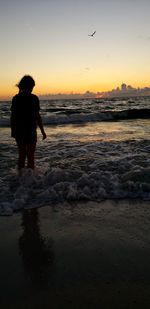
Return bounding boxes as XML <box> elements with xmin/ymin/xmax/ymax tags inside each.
<box><xmin>11</xmin><ymin>75</ymin><xmax>46</xmax><ymax>173</ymax></box>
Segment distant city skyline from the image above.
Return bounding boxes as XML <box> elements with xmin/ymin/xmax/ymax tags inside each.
<box><xmin>1</xmin><ymin>82</ymin><xmax>150</xmax><ymax>101</ymax></box>
<box><xmin>106</xmin><ymin>83</ymin><xmax>150</xmax><ymax>98</ymax></box>
<box><xmin>38</xmin><ymin>83</ymin><xmax>150</xmax><ymax>100</ymax></box>
<box><xmin>1</xmin><ymin>1</ymin><xmax>150</xmax><ymax>100</ymax></box>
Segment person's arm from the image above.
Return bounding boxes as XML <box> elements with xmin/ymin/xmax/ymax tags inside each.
<box><xmin>10</xmin><ymin>99</ymin><xmax>17</xmax><ymax>138</ymax></box>
<box><xmin>10</xmin><ymin>115</ymin><xmax>17</xmax><ymax>138</ymax></box>
<box><xmin>37</xmin><ymin>112</ymin><xmax>47</xmax><ymax>139</ymax></box>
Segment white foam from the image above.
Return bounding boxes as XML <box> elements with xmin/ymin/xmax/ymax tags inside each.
<box><xmin>1</xmin><ymin>120</ymin><xmax>150</xmax><ymax>215</ymax></box>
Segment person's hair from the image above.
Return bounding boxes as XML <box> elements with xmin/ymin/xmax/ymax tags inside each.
<box><xmin>17</xmin><ymin>75</ymin><xmax>35</xmax><ymax>91</ymax></box>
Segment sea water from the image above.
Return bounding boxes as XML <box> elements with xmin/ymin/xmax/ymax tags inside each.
<box><xmin>0</xmin><ymin>97</ymin><xmax>150</xmax><ymax>215</ymax></box>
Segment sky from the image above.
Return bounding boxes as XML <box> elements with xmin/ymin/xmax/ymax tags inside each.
<box><xmin>0</xmin><ymin>0</ymin><xmax>150</xmax><ymax>99</ymax></box>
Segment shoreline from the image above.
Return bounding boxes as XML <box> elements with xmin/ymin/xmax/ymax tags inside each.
<box><xmin>0</xmin><ymin>199</ymin><xmax>150</xmax><ymax>308</ymax></box>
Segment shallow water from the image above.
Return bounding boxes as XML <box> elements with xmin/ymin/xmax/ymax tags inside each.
<box><xmin>44</xmin><ymin>119</ymin><xmax>150</xmax><ymax>142</ymax></box>
<box><xmin>0</xmin><ymin>120</ymin><xmax>150</xmax><ymax>215</ymax></box>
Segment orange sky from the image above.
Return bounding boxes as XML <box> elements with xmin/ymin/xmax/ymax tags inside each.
<box><xmin>1</xmin><ymin>1</ymin><xmax>150</xmax><ymax>100</ymax></box>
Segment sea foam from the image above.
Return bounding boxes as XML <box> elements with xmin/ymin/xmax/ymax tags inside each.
<box><xmin>1</xmin><ymin>138</ymin><xmax>150</xmax><ymax>215</ymax></box>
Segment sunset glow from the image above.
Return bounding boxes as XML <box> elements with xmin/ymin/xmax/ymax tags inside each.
<box><xmin>1</xmin><ymin>0</ymin><xmax>150</xmax><ymax>99</ymax></box>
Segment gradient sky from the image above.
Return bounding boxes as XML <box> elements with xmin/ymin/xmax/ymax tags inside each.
<box><xmin>1</xmin><ymin>0</ymin><xmax>150</xmax><ymax>99</ymax></box>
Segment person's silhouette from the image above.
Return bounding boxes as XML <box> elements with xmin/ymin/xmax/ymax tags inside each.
<box><xmin>11</xmin><ymin>75</ymin><xmax>47</xmax><ymax>174</ymax></box>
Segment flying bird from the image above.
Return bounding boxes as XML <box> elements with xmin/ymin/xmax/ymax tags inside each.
<box><xmin>88</xmin><ymin>31</ymin><xmax>96</xmax><ymax>37</ymax></box>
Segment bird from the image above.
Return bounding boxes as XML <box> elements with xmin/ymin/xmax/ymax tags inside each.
<box><xmin>88</xmin><ymin>31</ymin><xmax>96</xmax><ymax>37</ymax></box>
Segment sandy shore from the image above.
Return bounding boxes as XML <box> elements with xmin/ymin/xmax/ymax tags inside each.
<box><xmin>0</xmin><ymin>199</ymin><xmax>150</xmax><ymax>308</ymax></box>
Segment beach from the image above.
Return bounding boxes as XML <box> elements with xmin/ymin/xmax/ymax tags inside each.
<box><xmin>1</xmin><ymin>200</ymin><xmax>150</xmax><ymax>308</ymax></box>
<box><xmin>0</xmin><ymin>97</ymin><xmax>150</xmax><ymax>307</ymax></box>
<box><xmin>1</xmin><ymin>0</ymin><xmax>150</xmax><ymax>305</ymax></box>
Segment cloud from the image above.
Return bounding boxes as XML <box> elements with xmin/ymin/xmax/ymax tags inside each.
<box><xmin>137</xmin><ymin>35</ymin><xmax>144</xmax><ymax>40</ymax></box>
<box><xmin>136</xmin><ymin>35</ymin><xmax>150</xmax><ymax>41</ymax></box>
<box><xmin>25</xmin><ymin>22</ymin><xmax>35</xmax><ymax>33</ymax></box>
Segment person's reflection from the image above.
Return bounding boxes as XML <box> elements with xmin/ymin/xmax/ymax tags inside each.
<box><xmin>19</xmin><ymin>208</ymin><xmax>54</xmax><ymax>289</ymax></box>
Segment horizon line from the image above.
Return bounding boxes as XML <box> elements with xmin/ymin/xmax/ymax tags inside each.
<box><xmin>1</xmin><ymin>83</ymin><xmax>150</xmax><ymax>101</ymax></box>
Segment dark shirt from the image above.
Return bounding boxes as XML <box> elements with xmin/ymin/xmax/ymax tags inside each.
<box><xmin>11</xmin><ymin>92</ymin><xmax>40</xmax><ymax>142</ymax></box>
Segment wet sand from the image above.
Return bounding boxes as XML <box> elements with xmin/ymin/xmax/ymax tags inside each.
<box><xmin>0</xmin><ymin>200</ymin><xmax>150</xmax><ymax>308</ymax></box>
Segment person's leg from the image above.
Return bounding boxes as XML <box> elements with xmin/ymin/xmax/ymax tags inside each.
<box><xmin>26</xmin><ymin>143</ymin><xmax>36</xmax><ymax>169</ymax></box>
<box><xmin>17</xmin><ymin>143</ymin><xmax>27</xmax><ymax>170</ymax></box>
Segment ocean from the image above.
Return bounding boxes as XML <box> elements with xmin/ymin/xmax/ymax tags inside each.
<box><xmin>0</xmin><ymin>96</ymin><xmax>150</xmax><ymax>215</ymax></box>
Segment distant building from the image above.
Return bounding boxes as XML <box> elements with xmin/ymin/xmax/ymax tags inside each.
<box><xmin>38</xmin><ymin>83</ymin><xmax>150</xmax><ymax>100</ymax></box>
<box><xmin>121</xmin><ymin>83</ymin><xmax>127</xmax><ymax>91</ymax></box>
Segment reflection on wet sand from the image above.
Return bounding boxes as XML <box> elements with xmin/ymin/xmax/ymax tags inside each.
<box><xmin>19</xmin><ymin>209</ymin><xmax>54</xmax><ymax>289</ymax></box>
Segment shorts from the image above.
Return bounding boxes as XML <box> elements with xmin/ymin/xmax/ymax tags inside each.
<box><xmin>15</xmin><ymin>130</ymin><xmax>37</xmax><ymax>144</ymax></box>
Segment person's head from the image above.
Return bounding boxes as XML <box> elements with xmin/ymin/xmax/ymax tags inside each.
<box><xmin>17</xmin><ymin>75</ymin><xmax>35</xmax><ymax>93</ymax></box>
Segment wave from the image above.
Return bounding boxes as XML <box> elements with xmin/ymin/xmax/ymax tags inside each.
<box><xmin>1</xmin><ymin>108</ymin><xmax>150</xmax><ymax>127</ymax></box>
<box><xmin>1</xmin><ymin>162</ymin><xmax>150</xmax><ymax>216</ymax></box>
<box><xmin>1</xmin><ymin>138</ymin><xmax>150</xmax><ymax>215</ymax></box>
